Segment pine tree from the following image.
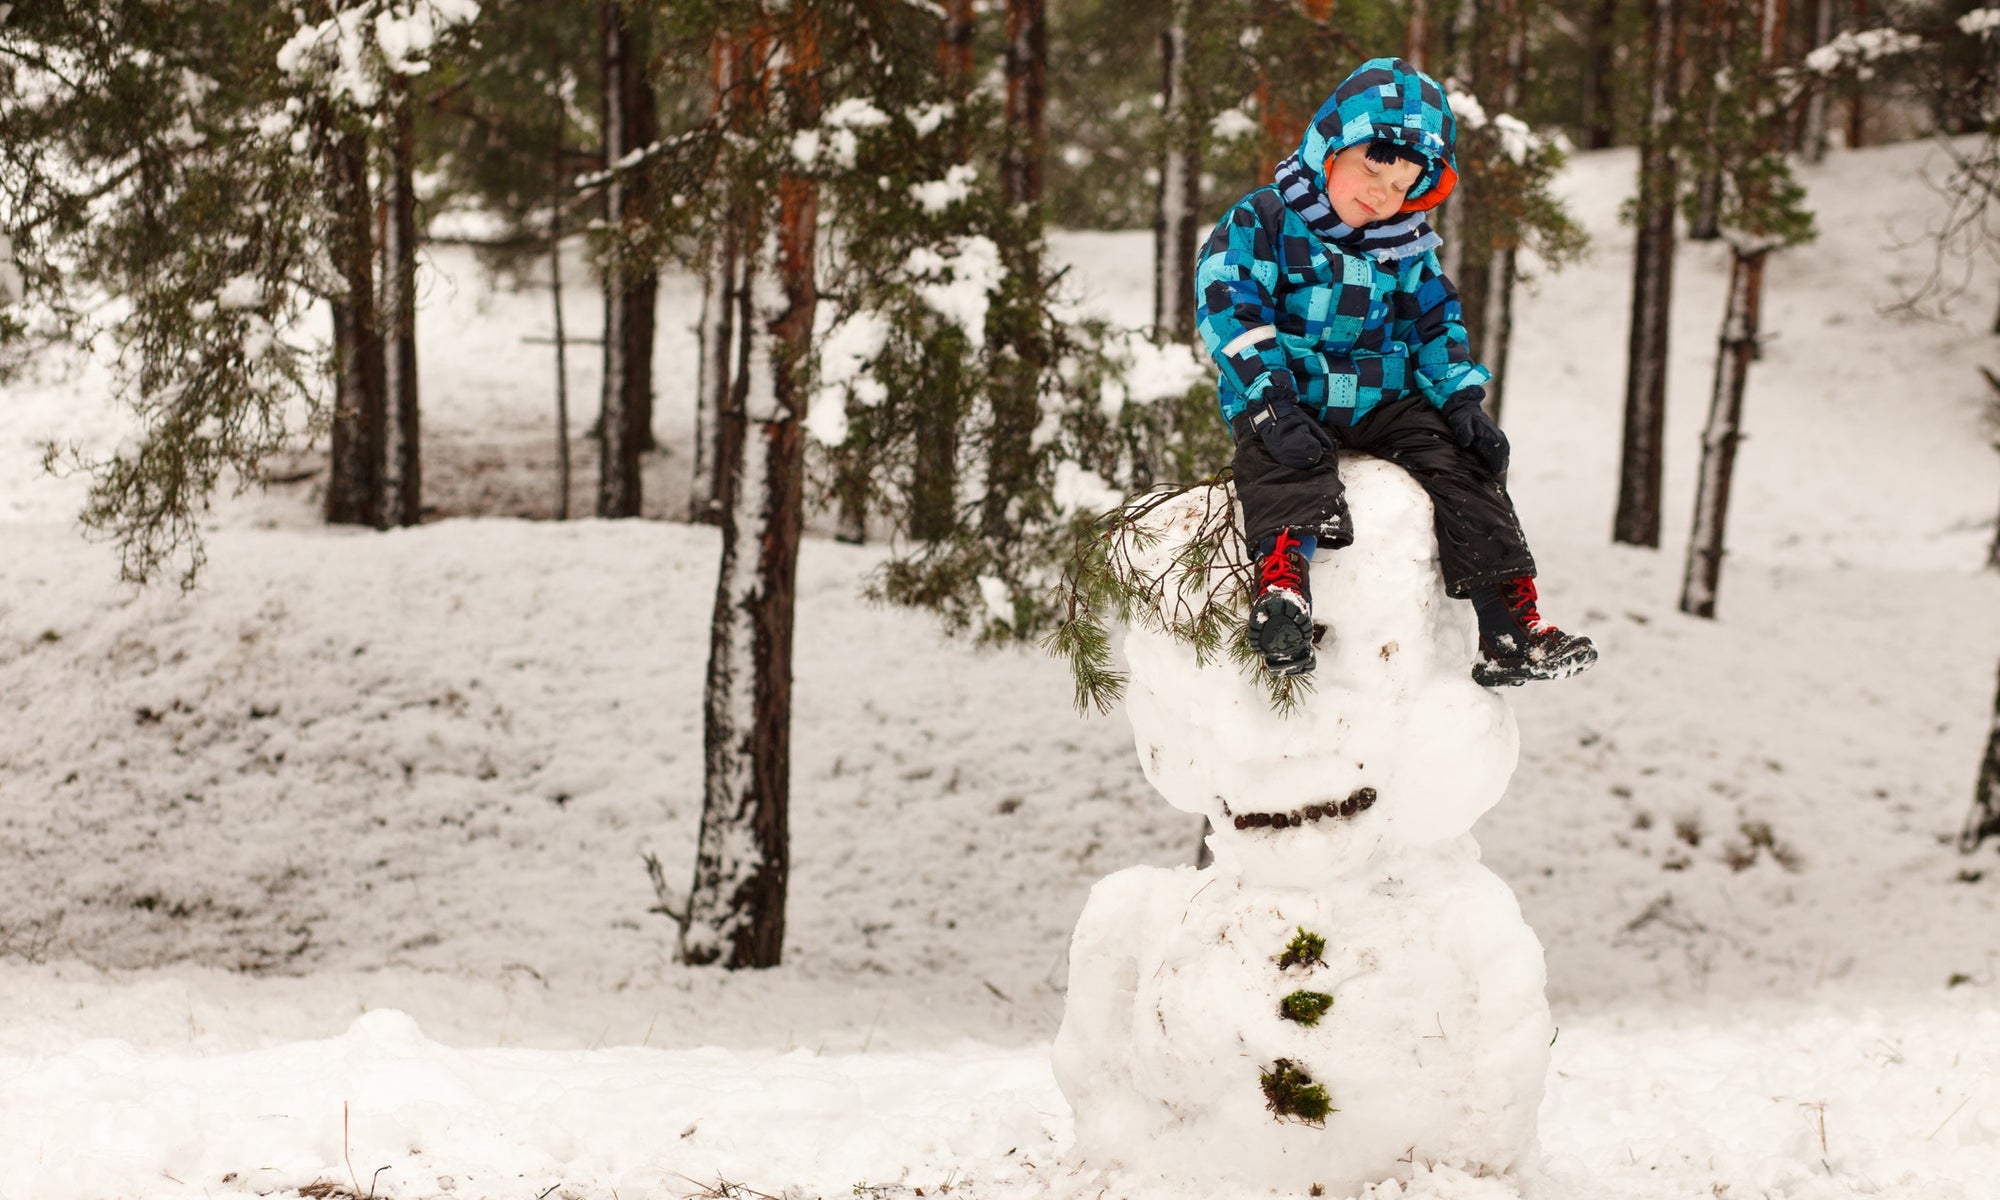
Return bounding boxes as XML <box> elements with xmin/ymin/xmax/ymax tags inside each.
<box><xmin>1678</xmin><ymin>0</ymin><xmax>1814</xmax><ymax>619</ymax></box>
<box><xmin>1962</xmin><ymin>659</ymin><xmax>2000</xmax><ymax>853</ymax></box>
<box><xmin>1685</xmin><ymin>0</ymin><xmax>1739</xmax><ymax>241</ymax></box>
<box><xmin>680</xmin><ymin>0</ymin><xmax>821</xmax><ymax>970</ymax></box>
<box><xmin>1152</xmin><ymin>0</ymin><xmax>1201</xmax><ymax>345</ymax></box>
<box><xmin>1614</xmin><ymin>0</ymin><xmax>1685</xmax><ymax>549</ymax></box>
<box><xmin>432</xmin><ymin>2</ymin><xmax>604</xmax><ymax>519</ymax></box>
<box><xmin>596</xmin><ymin>0</ymin><xmax>658</xmax><ymax>519</ymax></box>
<box><xmin>981</xmin><ymin>0</ymin><xmax>1050</xmax><ymax>541</ymax></box>
<box><xmin>323</xmin><ymin>111</ymin><xmax>388</xmax><ymax>529</ymax></box>
<box><xmin>287</xmin><ymin>2</ymin><xmax>479</xmax><ymax>532</ymax></box>
<box><xmin>1578</xmin><ymin>0</ymin><xmax>1621</xmax><ymax>149</ymax></box>
<box><xmin>691</xmin><ymin>31</ymin><xmax>752</xmax><ymax>527</ymax></box>
<box><xmin>383</xmin><ymin>72</ymin><xmax>422</xmax><ymax>528</ymax></box>
<box><xmin>3</xmin><ymin>2</ymin><xmax>364</xmax><ymax>582</ymax></box>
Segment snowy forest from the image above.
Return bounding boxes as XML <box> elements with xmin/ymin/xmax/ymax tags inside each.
<box><xmin>4</xmin><ymin>0</ymin><xmax>2000</xmax><ymax>1198</ymax></box>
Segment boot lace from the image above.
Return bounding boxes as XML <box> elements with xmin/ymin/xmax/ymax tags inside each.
<box><xmin>1259</xmin><ymin>530</ymin><xmax>1306</xmax><ymax>594</ymax></box>
<box><xmin>1502</xmin><ymin>576</ymin><xmax>1550</xmax><ymax>635</ymax></box>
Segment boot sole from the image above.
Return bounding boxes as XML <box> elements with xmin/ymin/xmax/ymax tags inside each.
<box><xmin>1249</xmin><ymin>593</ymin><xmax>1315</xmax><ymax>677</ymax></box>
<box><xmin>1473</xmin><ymin>640</ymin><xmax>1598</xmax><ymax>688</ymax></box>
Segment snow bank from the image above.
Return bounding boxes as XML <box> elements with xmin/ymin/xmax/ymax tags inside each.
<box><xmin>0</xmin><ymin>1009</ymin><xmax>1060</xmax><ymax>1200</ymax></box>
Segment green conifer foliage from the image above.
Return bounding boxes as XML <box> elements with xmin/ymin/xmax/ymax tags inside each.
<box><xmin>5</xmin><ymin>2</ymin><xmax>323</xmax><ymax>585</ymax></box>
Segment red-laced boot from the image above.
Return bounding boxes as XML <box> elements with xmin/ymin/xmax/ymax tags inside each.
<box><xmin>1471</xmin><ymin>576</ymin><xmax>1598</xmax><ymax>687</ymax></box>
<box><xmin>1248</xmin><ymin>529</ymin><xmax>1316</xmax><ymax>677</ymax></box>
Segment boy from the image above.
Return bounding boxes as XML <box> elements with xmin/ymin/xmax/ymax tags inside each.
<box><xmin>1194</xmin><ymin>57</ymin><xmax>1597</xmax><ymax>688</ymax></box>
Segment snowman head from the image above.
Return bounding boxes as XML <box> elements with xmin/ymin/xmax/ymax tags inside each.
<box><xmin>1116</xmin><ymin>463</ymin><xmax>1521</xmax><ymax>882</ymax></box>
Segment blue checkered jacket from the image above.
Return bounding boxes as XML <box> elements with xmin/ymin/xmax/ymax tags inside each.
<box><xmin>1195</xmin><ymin>59</ymin><xmax>1491</xmax><ymax>426</ymax></box>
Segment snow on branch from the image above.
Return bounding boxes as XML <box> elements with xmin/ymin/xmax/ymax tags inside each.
<box><xmin>571</xmin><ymin>123</ymin><xmax>718</xmax><ymax>194</ymax></box>
<box><xmin>1801</xmin><ymin>28</ymin><xmax>1925</xmax><ymax>78</ymax></box>
<box><xmin>277</xmin><ymin>0</ymin><xmax>479</xmax><ymax>107</ymax></box>
<box><xmin>1446</xmin><ymin>86</ymin><xmax>1560</xmax><ymax>166</ymax></box>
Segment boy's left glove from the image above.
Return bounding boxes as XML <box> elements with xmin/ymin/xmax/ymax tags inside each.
<box><xmin>1442</xmin><ymin>389</ymin><xmax>1509</xmax><ymax>475</ymax></box>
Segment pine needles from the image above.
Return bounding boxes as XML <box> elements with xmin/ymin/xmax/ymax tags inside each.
<box><xmin>1044</xmin><ymin>473</ymin><xmax>1308</xmax><ymax>715</ymax></box>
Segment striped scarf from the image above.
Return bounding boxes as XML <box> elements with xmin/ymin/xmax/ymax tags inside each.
<box><xmin>1273</xmin><ymin>151</ymin><xmax>1443</xmax><ymax>263</ymax></box>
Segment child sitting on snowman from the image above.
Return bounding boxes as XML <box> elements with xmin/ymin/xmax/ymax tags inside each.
<box><xmin>1195</xmin><ymin>57</ymin><xmax>1596</xmax><ymax>687</ymax></box>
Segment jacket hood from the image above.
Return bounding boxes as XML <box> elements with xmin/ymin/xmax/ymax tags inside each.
<box><xmin>1293</xmin><ymin>57</ymin><xmax>1459</xmax><ymax>214</ymax></box>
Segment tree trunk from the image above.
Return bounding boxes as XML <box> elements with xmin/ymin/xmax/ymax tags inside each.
<box><xmin>1688</xmin><ymin>0</ymin><xmax>1733</xmax><ymax>242</ymax></box>
<box><xmin>1988</xmin><ymin>475</ymin><xmax>2000</xmax><ymax>571</ymax></box>
<box><xmin>1483</xmin><ymin>248</ymin><xmax>1519</xmax><ymax>421</ymax></box>
<box><xmin>983</xmin><ymin>0</ymin><xmax>1048</xmax><ymax>540</ymax></box>
<box><xmin>549</xmin><ymin>70</ymin><xmax>573</xmax><ymax>523</ymax></box>
<box><xmin>694</xmin><ymin>34</ymin><xmax>748</xmax><ymax>527</ymax></box>
<box><xmin>381</xmin><ymin>75</ymin><xmax>422</xmax><ymax>528</ymax></box>
<box><xmin>1152</xmin><ymin>0</ymin><xmax>1201</xmax><ymax>346</ymax></box>
<box><xmin>1959</xmin><ymin>659</ymin><xmax>2000</xmax><ymax>853</ymax></box>
<box><xmin>1580</xmin><ymin>0</ymin><xmax>1619</xmax><ymax>149</ymax></box>
<box><xmin>1844</xmin><ymin>0</ymin><xmax>1866</xmax><ymax>149</ymax></box>
<box><xmin>1440</xmin><ymin>0</ymin><xmax>1493</xmax><ymax>306</ymax></box>
<box><xmin>326</xmin><ymin>124</ymin><xmax>386</xmax><ymax>529</ymax></box>
<box><xmin>1404</xmin><ymin>0</ymin><xmax>1432</xmax><ymax>70</ymax></box>
<box><xmin>941</xmin><ymin>0</ymin><xmax>975</xmax><ymax>100</ymax></box>
<box><xmin>1679</xmin><ymin>244</ymin><xmax>1766</xmax><ymax>618</ymax></box>
<box><xmin>907</xmin><ymin>0</ymin><xmax>981</xmax><ymax>543</ymax></box>
<box><xmin>1254</xmin><ymin>0</ymin><xmax>1307</xmax><ymax>179</ymax></box>
<box><xmin>694</xmin><ymin>222</ymin><xmax>740</xmax><ymax>526</ymax></box>
<box><xmin>683</xmin><ymin>6</ymin><xmax>820</xmax><ymax>971</ymax></box>
<box><xmin>1484</xmin><ymin>0</ymin><xmax>1527</xmax><ymax>418</ymax></box>
<box><xmin>1799</xmin><ymin>0</ymin><xmax>1833</xmax><ymax>162</ymax></box>
<box><xmin>1614</xmin><ymin>0</ymin><xmax>1683</xmax><ymax>549</ymax></box>
<box><xmin>1985</xmin><ymin>367</ymin><xmax>2000</xmax><ymax>569</ymax></box>
<box><xmin>596</xmin><ymin>0</ymin><xmax>655</xmax><ymax>519</ymax></box>
<box><xmin>1001</xmin><ymin>0</ymin><xmax>1047</xmax><ymax>215</ymax></box>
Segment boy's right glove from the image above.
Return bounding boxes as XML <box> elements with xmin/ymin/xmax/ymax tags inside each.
<box><xmin>1247</xmin><ymin>386</ymin><xmax>1333</xmax><ymax>469</ymax></box>
<box><xmin>1442</xmin><ymin>389</ymin><xmax>1509</xmax><ymax>475</ymax></box>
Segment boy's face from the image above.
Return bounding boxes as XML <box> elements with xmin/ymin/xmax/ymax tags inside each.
<box><xmin>1323</xmin><ymin>144</ymin><xmax>1424</xmax><ymax>228</ymax></box>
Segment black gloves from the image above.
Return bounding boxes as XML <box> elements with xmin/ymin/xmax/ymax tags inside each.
<box><xmin>1247</xmin><ymin>386</ymin><xmax>1333</xmax><ymax>470</ymax></box>
<box><xmin>1442</xmin><ymin>389</ymin><xmax>1509</xmax><ymax>475</ymax></box>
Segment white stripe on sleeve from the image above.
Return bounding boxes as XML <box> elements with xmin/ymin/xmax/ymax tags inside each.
<box><xmin>1220</xmin><ymin>324</ymin><xmax>1277</xmax><ymax>358</ymax></box>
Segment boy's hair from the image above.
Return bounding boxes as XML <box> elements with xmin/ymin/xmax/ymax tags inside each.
<box><xmin>1363</xmin><ymin>140</ymin><xmax>1428</xmax><ymax>171</ymax></box>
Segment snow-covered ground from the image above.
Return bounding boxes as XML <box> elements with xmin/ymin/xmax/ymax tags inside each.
<box><xmin>3</xmin><ymin>137</ymin><xmax>1999</xmax><ymax>1200</ymax></box>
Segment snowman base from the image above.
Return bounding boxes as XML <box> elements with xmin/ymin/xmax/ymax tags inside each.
<box><xmin>1052</xmin><ymin>841</ymin><xmax>1551</xmax><ymax>1198</ymax></box>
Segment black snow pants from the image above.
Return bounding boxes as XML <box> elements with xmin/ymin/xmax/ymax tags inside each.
<box><xmin>1230</xmin><ymin>398</ymin><xmax>1535</xmax><ymax>599</ymax></box>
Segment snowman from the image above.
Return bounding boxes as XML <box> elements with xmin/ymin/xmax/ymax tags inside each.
<box><xmin>1052</xmin><ymin>459</ymin><xmax>1553</xmax><ymax>1199</ymax></box>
